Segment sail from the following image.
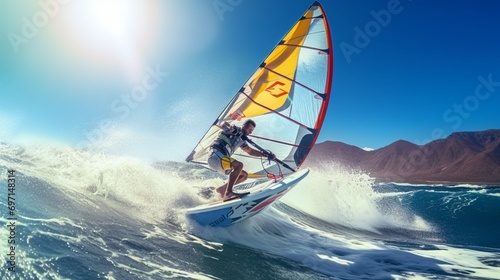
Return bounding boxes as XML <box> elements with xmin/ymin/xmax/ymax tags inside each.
<box><xmin>186</xmin><ymin>1</ymin><xmax>333</xmax><ymax>177</ymax></box>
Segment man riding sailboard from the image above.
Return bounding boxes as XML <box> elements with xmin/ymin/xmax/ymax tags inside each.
<box><xmin>184</xmin><ymin>2</ymin><xmax>333</xmax><ymax>226</ymax></box>
<box><xmin>208</xmin><ymin>119</ymin><xmax>275</xmax><ymax>201</ymax></box>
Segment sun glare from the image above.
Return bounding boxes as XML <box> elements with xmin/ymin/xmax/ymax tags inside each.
<box><xmin>51</xmin><ymin>1</ymin><xmax>219</xmax><ymax>86</ymax></box>
<box><xmin>91</xmin><ymin>0</ymin><xmax>131</xmax><ymax>40</ymax></box>
<box><xmin>63</xmin><ymin>0</ymin><xmax>140</xmax><ymax>49</ymax></box>
<box><xmin>56</xmin><ymin>0</ymin><xmax>160</xmax><ymax>83</ymax></box>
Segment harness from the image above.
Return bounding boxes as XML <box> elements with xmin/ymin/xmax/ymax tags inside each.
<box><xmin>211</xmin><ymin>126</ymin><xmax>246</xmax><ymax>157</ymax></box>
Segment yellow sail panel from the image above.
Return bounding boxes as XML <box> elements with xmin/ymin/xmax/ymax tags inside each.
<box><xmin>220</xmin><ymin>61</ymin><xmax>296</xmax><ymax>120</ymax></box>
<box><xmin>282</xmin><ymin>9</ymin><xmax>313</xmax><ymax>45</ymax></box>
<box><xmin>231</xmin><ymin>13</ymin><xmax>313</xmax><ymax>119</ymax></box>
<box><xmin>242</xmin><ymin>68</ymin><xmax>294</xmax><ymax>118</ymax></box>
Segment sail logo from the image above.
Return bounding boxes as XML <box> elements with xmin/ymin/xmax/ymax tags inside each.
<box><xmin>265</xmin><ymin>81</ymin><xmax>289</xmax><ymax>98</ymax></box>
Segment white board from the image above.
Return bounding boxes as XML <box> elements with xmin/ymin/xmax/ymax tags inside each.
<box><xmin>185</xmin><ymin>168</ymin><xmax>309</xmax><ymax>227</ymax></box>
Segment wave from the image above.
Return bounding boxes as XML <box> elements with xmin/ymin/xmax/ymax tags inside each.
<box><xmin>0</xmin><ymin>143</ymin><xmax>203</xmax><ymax>224</ymax></box>
<box><xmin>281</xmin><ymin>161</ymin><xmax>434</xmax><ymax>233</ymax></box>
<box><xmin>183</xmin><ymin>197</ymin><xmax>499</xmax><ymax>279</ymax></box>
<box><xmin>2</xmin><ymin>143</ymin><xmax>500</xmax><ymax>279</ymax></box>
<box><xmin>0</xmin><ymin>143</ymin><xmax>436</xmax><ymax>233</ymax></box>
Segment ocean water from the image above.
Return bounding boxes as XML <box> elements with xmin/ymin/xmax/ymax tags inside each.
<box><xmin>1</xmin><ymin>143</ymin><xmax>499</xmax><ymax>279</ymax></box>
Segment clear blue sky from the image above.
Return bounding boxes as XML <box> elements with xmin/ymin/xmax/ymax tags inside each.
<box><xmin>1</xmin><ymin>0</ymin><xmax>499</xmax><ymax>161</ymax></box>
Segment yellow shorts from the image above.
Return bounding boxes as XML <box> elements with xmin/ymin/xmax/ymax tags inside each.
<box><xmin>208</xmin><ymin>150</ymin><xmax>235</xmax><ymax>175</ymax></box>
<box><xmin>220</xmin><ymin>156</ymin><xmax>234</xmax><ymax>171</ymax></box>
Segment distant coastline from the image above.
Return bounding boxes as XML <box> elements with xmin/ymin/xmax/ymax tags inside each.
<box><xmin>373</xmin><ymin>178</ymin><xmax>500</xmax><ymax>187</ymax></box>
<box><xmin>306</xmin><ymin>129</ymin><xmax>500</xmax><ymax>185</ymax></box>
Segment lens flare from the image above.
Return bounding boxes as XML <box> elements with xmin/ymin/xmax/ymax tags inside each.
<box><xmin>55</xmin><ymin>0</ymin><xmax>161</xmax><ymax>83</ymax></box>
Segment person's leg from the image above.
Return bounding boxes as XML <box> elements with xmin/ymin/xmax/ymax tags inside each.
<box><xmin>235</xmin><ymin>170</ymin><xmax>248</xmax><ymax>185</ymax></box>
<box><xmin>216</xmin><ymin>170</ymin><xmax>248</xmax><ymax>196</ymax></box>
<box><xmin>215</xmin><ymin>156</ymin><xmax>234</xmax><ymax>195</ymax></box>
<box><xmin>222</xmin><ymin>160</ymin><xmax>245</xmax><ymax>201</ymax></box>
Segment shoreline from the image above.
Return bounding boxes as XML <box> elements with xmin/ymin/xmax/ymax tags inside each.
<box><xmin>374</xmin><ymin>178</ymin><xmax>500</xmax><ymax>187</ymax></box>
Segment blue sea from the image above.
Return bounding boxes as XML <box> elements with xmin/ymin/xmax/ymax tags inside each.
<box><xmin>1</xmin><ymin>143</ymin><xmax>499</xmax><ymax>279</ymax></box>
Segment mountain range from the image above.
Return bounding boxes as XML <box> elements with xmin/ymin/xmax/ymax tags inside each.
<box><xmin>305</xmin><ymin>129</ymin><xmax>500</xmax><ymax>185</ymax></box>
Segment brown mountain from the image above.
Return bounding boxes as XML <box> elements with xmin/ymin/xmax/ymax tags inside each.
<box><xmin>305</xmin><ymin>129</ymin><xmax>500</xmax><ymax>185</ymax></box>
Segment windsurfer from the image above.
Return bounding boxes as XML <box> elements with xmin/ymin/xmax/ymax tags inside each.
<box><xmin>208</xmin><ymin>119</ymin><xmax>275</xmax><ymax>201</ymax></box>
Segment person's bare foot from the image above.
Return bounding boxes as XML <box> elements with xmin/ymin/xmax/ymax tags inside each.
<box><xmin>216</xmin><ymin>186</ymin><xmax>226</xmax><ymax>196</ymax></box>
<box><xmin>222</xmin><ymin>192</ymin><xmax>241</xmax><ymax>201</ymax></box>
<box><xmin>222</xmin><ymin>192</ymin><xmax>250</xmax><ymax>201</ymax></box>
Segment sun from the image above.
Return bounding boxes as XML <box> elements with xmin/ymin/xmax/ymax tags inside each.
<box><xmin>84</xmin><ymin>0</ymin><xmax>133</xmax><ymax>41</ymax></box>
<box><xmin>55</xmin><ymin>0</ymin><xmax>161</xmax><ymax>83</ymax></box>
<box><xmin>64</xmin><ymin>0</ymin><xmax>144</xmax><ymax>44</ymax></box>
<box><xmin>52</xmin><ymin>1</ymin><xmax>219</xmax><ymax>85</ymax></box>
